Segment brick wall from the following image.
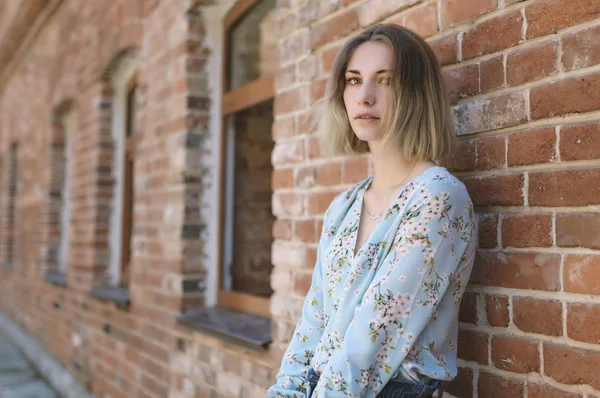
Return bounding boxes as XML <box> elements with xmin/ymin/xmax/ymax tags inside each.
<box><xmin>0</xmin><ymin>0</ymin><xmax>598</xmax><ymax>398</ymax></box>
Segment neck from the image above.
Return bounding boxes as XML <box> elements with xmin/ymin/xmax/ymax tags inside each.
<box><xmin>368</xmin><ymin>141</ymin><xmax>434</xmax><ymax>194</ymax></box>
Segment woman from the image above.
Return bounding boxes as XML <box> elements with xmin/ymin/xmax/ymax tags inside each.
<box><xmin>268</xmin><ymin>24</ymin><xmax>477</xmax><ymax>398</ymax></box>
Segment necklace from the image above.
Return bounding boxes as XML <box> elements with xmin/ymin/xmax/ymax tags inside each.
<box><xmin>364</xmin><ymin>163</ymin><xmax>417</xmax><ymax>222</ymax></box>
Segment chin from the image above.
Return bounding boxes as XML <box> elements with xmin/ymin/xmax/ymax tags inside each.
<box><xmin>353</xmin><ymin>128</ymin><xmax>383</xmax><ymax>143</ymax></box>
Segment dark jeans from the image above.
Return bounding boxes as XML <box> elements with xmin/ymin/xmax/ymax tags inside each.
<box><xmin>307</xmin><ymin>368</ymin><xmax>443</xmax><ymax>398</ymax></box>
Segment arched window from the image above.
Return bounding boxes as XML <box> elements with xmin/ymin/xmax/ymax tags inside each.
<box><xmin>218</xmin><ymin>0</ymin><xmax>277</xmax><ymax>318</ymax></box>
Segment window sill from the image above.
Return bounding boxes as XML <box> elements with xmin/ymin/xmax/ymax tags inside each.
<box><xmin>177</xmin><ymin>307</ymin><xmax>272</xmax><ymax>352</ymax></box>
<box><xmin>89</xmin><ymin>286</ymin><xmax>130</xmax><ymax>310</ymax></box>
<box><xmin>44</xmin><ymin>271</ymin><xmax>67</xmax><ymax>287</ymax></box>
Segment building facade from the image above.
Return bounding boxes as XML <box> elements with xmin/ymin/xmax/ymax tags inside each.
<box><xmin>0</xmin><ymin>0</ymin><xmax>599</xmax><ymax>397</ymax></box>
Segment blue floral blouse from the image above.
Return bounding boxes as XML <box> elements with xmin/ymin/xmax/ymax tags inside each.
<box><xmin>267</xmin><ymin>166</ymin><xmax>477</xmax><ymax>398</ymax></box>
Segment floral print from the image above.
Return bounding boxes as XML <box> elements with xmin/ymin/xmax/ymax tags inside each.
<box><xmin>268</xmin><ymin>166</ymin><xmax>477</xmax><ymax>398</ymax></box>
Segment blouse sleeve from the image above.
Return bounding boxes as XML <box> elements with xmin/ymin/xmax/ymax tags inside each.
<box><xmin>267</xmin><ymin>216</ymin><xmax>333</xmax><ymax>397</ymax></box>
<box><xmin>312</xmin><ymin>182</ymin><xmax>475</xmax><ymax>398</ymax></box>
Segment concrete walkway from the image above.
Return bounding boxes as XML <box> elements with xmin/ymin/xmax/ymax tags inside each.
<box><xmin>0</xmin><ymin>330</ymin><xmax>59</xmax><ymax>398</ymax></box>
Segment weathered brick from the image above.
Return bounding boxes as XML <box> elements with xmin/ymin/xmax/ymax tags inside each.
<box><xmin>530</xmin><ymin>71</ymin><xmax>600</xmax><ymax>120</ymax></box>
<box><xmin>544</xmin><ymin>342</ymin><xmax>600</xmax><ymax>390</ymax></box>
<box><xmin>458</xmin><ymin>291</ymin><xmax>478</xmax><ymax>325</ymax></box>
<box><xmin>295</xmin><ymin>166</ymin><xmax>316</xmax><ymax>188</ymax></box>
<box><xmin>428</xmin><ymin>34</ymin><xmax>458</xmax><ymax>66</ymax></box>
<box><xmin>274</xmin><ymin>86</ymin><xmax>307</xmax><ymax>115</ymax></box>
<box><xmin>272</xmin><ymin>139</ymin><xmax>305</xmax><ymax>166</ymax></box>
<box><xmin>478</xmin><ymin>371</ymin><xmax>524</xmax><ymax>398</ymax></box>
<box><xmin>462</xmin><ymin>11</ymin><xmax>524</xmax><ymax>60</ymax></box>
<box><xmin>293</xmin><ymin>219</ymin><xmax>317</xmax><ymax>243</ymax></box>
<box><xmin>319</xmin><ymin>45</ymin><xmax>340</xmax><ymax>75</ymax></box>
<box><xmin>272</xmin><ymin>192</ymin><xmax>304</xmax><ymax>217</ymax></box>
<box><xmin>439</xmin><ymin>139</ymin><xmax>475</xmax><ymax>172</ymax></box>
<box><xmin>316</xmin><ymin>162</ymin><xmax>342</xmax><ymax>186</ymax></box>
<box><xmin>556</xmin><ymin>213</ymin><xmax>600</xmax><ymax>250</ymax></box>
<box><xmin>440</xmin><ymin>0</ymin><xmax>496</xmax><ymax>29</ymax></box>
<box><xmin>342</xmin><ymin>156</ymin><xmax>369</xmax><ymax>184</ymax></box>
<box><xmin>472</xmin><ymin>252</ymin><xmax>561</xmax><ymax>291</ymax></box>
<box><xmin>452</xmin><ymin>92</ymin><xmax>527</xmax><ymax>135</ymax></box>
<box><xmin>443</xmin><ymin>367</ymin><xmax>473</xmax><ymax>398</ymax></box>
<box><xmin>491</xmin><ymin>335</ymin><xmax>540</xmax><ymax>373</ymax></box>
<box><xmin>272</xmin><ymin>168</ymin><xmax>294</xmax><ymax>189</ymax></box>
<box><xmin>527</xmin><ymin>383</ymin><xmax>583</xmax><ymax>398</ymax></box>
<box><xmin>307</xmin><ymin>190</ymin><xmax>340</xmax><ymax>215</ymax></box>
<box><xmin>502</xmin><ymin>214</ymin><xmax>552</xmax><ymax>248</ymax></box>
<box><xmin>562</xmin><ymin>24</ymin><xmax>600</xmax><ymax>71</ymax></box>
<box><xmin>272</xmin><ymin>219</ymin><xmax>292</xmax><ymax>240</ymax></box>
<box><xmin>476</xmin><ymin>136</ymin><xmax>505</xmax><ymax>170</ymax></box>
<box><xmin>443</xmin><ymin>64</ymin><xmax>479</xmax><ymax>104</ymax></box>
<box><xmin>567</xmin><ymin>303</ymin><xmax>600</xmax><ymax>344</ymax></box>
<box><xmin>513</xmin><ymin>297</ymin><xmax>562</xmax><ymax>336</ymax></box>
<box><xmin>507</xmin><ymin>127</ymin><xmax>556</xmax><ymax>166</ymax></box>
<box><xmin>485</xmin><ymin>294</ymin><xmax>509</xmax><ymax>327</ymax></box>
<box><xmin>526</xmin><ymin>0</ymin><xmax>600</xmax><ymax>39</ymax></box>
<box><xmin>395</xmin><ymin>2</ymin><xmax>438</xmax><ymax>38</ymax></box>
<box><xmin>272</xmin><ymin>116</ymin><xmax>296</xmax><ymax>140</ymax></box>
<box><xmin>292</xmin><ymin>271</ymin><xmax>313</xmax><ymax>296</ymax></box>
<box><xmin>463</xmin><ymin>174</ymin><xmax>524</xmax><ymax>206</ymax></box>
<box><xmin>529</xmin><ymin>168</ymin><xmax>600</xmax><ymax>206</ymax></box>
<box><xmin>506</xmin><ymin>41</ymin><xmax>557</xmax><ymax>86</ymax></box>
<box><xmin>478</xmin><ymin>214</ymin><xmax>498</xmax><ymax>249</ymax></box>
<box><xmin>310</xmin><ymin>8</ymin><xmax>358</xmax><ymax>49</ymax></box>
<box><xmin>560</xmin><ymin>122</ymin><xmax>600</xmax><ymax>161</ymax></box>
<box><xmin>358</xmin><ymin>0</ymin><xmax>420</xmax><ymax>27</ymax></box>
<box><xmin>564</xmin><ymin>255</ymin><xmax>600</xmax><ymax>295</ymax></box>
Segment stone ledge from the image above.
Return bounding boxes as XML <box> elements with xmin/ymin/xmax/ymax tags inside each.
<box><xmin>43</xmin><ymin>271</ymin><xmax>67</xmax><ymax>288</ymax></box>
<box><xmin>89</xmin><ymin>286</ymin><xmax>130</xmax><ymax>310</ymax></box>
<box><xmin>0</xmin><ymin>312</ymin><xmax>93</xmax><ymax>398</ymax></box>
<box><xmin>178</xmin><ymin>307</ymin><xmax>272</xmax><ymax>352</ymax></box>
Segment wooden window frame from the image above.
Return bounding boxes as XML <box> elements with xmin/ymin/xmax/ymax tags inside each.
<box><xmin>6</xmin><ymin>144</ymin><xmax>18</xmax><ymax>268</ymax></box>
<box><xmin>217</xmin><ymin>0</ymin><xmax>275</xmax><ymax>319</ymax></box>
<box><xmin>121</xmin><ymin>76</ymin><xmax>137</xmax><ymax>286</ymax></box>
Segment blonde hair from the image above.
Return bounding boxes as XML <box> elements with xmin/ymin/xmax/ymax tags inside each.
<box><xmin>313</xmin><ymin>24</ymin><xmax>455</xmax><ymax>161</ymax></box>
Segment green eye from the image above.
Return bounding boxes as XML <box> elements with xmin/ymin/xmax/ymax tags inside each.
<box><xmin>346</xmin><ymin>77</ymin><xmax>361</xmax><ymax>84</ymax></box>
<box><xmin>379</xmin><ymin>77</ymin><xmax>391</xmax><ymax>85</ymax></box>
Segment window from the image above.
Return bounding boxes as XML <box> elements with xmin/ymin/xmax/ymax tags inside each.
<box><xmin>6</xmin><ymin>144</ymin><xmax>18</xmax><ymax>268</ymax></box>
<box><xmin>107</xmin><ymin>54</ymin><xmax>138</xmax><ymax>287</ymax></box>
<box><xmin>218</xmin><ymin>0</ymin><xmax>277</xmax><ymax>318</ymax></box>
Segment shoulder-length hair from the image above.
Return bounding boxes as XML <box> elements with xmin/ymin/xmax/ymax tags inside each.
<box><xmin>313</xmin><ymin>24</ymin><xmax>455</xmax><ymax>161</ymax></box>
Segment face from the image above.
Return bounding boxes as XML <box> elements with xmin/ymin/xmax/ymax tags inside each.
<box><xmin>343</xmin><ymin>41</ymin><xmax>393</xmax><ymax>143</ymax></box>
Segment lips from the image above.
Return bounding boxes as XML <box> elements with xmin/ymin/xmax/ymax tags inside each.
<box><xmin>355</xmin><ymin>113</ymin><xmax>380</xmax><ymax>120</ymax></box>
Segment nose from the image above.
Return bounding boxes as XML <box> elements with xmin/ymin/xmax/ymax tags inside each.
<box><xmin>358</xmin><ymin>81</ymin><xmax>376</xmax><ymax>106</ymax></box>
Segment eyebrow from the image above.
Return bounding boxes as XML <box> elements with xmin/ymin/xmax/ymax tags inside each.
<box><xmin>345</xmin><ymin>69</ymin><xmax>390</xmax><ymax>75</ymax></box>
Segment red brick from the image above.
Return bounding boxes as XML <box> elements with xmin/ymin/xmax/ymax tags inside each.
<box><xmin>440</xmin><ymin>0</ymin><xmax>496</xmax><ymax>29</ymax></box>
<box><xmin>275</xmin><ymin>87</ymin><xmax>307</xmax><ymax>115</ymax></box>
<box><xmin>478</xmin><ymin>371</ymin><xmax>524</xmax><ymax>398</ymax></box>
<box><xmin>507</xmin><ymin>127</ymin><xmax>556</xmax><ymax>166</ymax></box>
<box><xmin>463</xmin><ymin>11</ymin><xmax>524</xmax><ymax>60</ymax></box>
<box><xmin>293</xmin><ymin>271</ymin><xmax>313</xmax><ymax>296</ymax></box>
<box><xmin>458</xmin><ymin>291</ymin><xmax>478</xmax><ymax>325</ymax></box>
<box><xmin>307</xmin><ymin>191</ymin><xmax>339</xmax><ymax>215</ymax></box>
<box><xmin>272</xmin><ymin>139</ymin><xmax>305</xmax><ymax>166</ymax></box>
<box><xmin>443</xmin><ymin>64</ymin><xmax>479</xmax><ymax>104</ymax></box>
<box><xmin>526</xmin><ymin>0</ymin><xmax>600</xmax><ymax>39</ymax></box>
<box><xmin>358</xmin><ymin>0</ymin><xmax>420</xmax><ymax>27</ymax></box>
<box><xmin>275</xmin><ymin>64</ymin><xmax>296</xmax><ymax>91</ymax></box>
<box><xmin>556</xmin><ymin>214</ymin><xmax>600</xmax><ymax>250</ymax></box>
<box><xmin>476</xmin><ymin>136</ymin><xmax>505</xmax><ymax>170</ymax></box>
<box><xmin>310</xmin><ymin>78</ymin><xmax>327</xmax><ymax>103</ymax></box>
<box><xmin>342</xmin><ymin>156</ymin><xmax>369</xmax><ymax>184</ymax></box>
<box><xmin>478</xmin><ymin>214</ymin><xmax>498</xmax><ymax>249</ymax></box>
<box><xmin>513</xmin><ymin>297</ymin><xmax>562</xmax><ymax>336</ymax></box>
<box><xmin>396</xmin><ymin>2</ymin><xmax>438</xmax><ymax>38</ymax></box>
<box><xmin>502</xmin><ymin>214</ymin><xmax>552</xmax><ymax>248</ymax></box>
<box><xmin>443</xmin><ymin>367</ymin><xmax>473</xmax><ymax>398</ymax></box>
<box><xmin>316</xmin><ymin>162</ymin><xmax>342</xmax><ymax>186</ymax></box>
<box><xmin>561</xmin><ymin>122</ymin><xmax>600</xmax><ymax>161</ymax></box>
<box><xmin>307</xmin><ymin>135</ymin><xmax>322</xmax><ymax>159</ymax></box>
<box><xmin>491</xmin><ymin>335</ymin><xmax>540</xmax><ymax>373</ymax></box>
<box><xmin>472</xmin><ymin>252</ymin><xmax>561</xmax><ymax>291</ymax></box>
<box><xmin>486</xmin><ymin>294</ymin><xmax>509</xmax><ymax>327</ymax></box>
<box><xmin>562</xmin><ymin>25</ymin><xmax>600</xmax><ymax>71</ymax></box>
<box><xmin>527</xmin><ymin>383</ymin><xmax>583</xmax><ymax>398</ymax></box>
<box><xmin>279</xmin><ymin>30</ymin><xmax>309</xmax><ymax>63</ymax></box>
<box><xmin>272</xmin><ymin>116</ymin><xmax>296</xmax><ymax>140</ymax></box>
<box><xmin>564</xmin><ymin>255</ymin><xmax>600</xmax><ymax>295</ymax></box>
<box><xmin>272</xmin><ymin>219</ymin><xmax>292</xmax><ymax>240</ymax></box>
<box><xmin>507</xmin><ymin>41</ymin><xmax>558</xmax><ymax>86</ymax></box>
<box><xmin>480</xmin><ymin>55</ymin><xmax>505</xmax><ymax>94</ymax></box>
<box><xmin>310</xmin><ymin>8</ymin><xmax>358</xmax><ymax>49</ymax></box>
<box><xmin>294</xmin><ymin>220</ymin><xmax>317</xmax><ymax>243</ymax></box>
<box><xmin>439</xmin><ymin>139</ymin><xmax>475</xmax><ymax>172</ymax></box>
<box><xmin>567</xmin><ymin>303</ymin><xmax>600</xmax><ymax>344</ymax></box>
<box><xmin>272</xmin><ymin>192</ymin><xmax>304</xmax><ymax>217</ymax></box>
<box><xmin>463</xmin><ymin>174</ymin><xmax>524</xmax><ymax>206</ymax></box>
<box><xmin>297</xmin><ymin>111</ymin><xmax>315</xmax><ymax>135</ymax></box>
<box><xmin>319</xmin><ymin>45</ymin><xmax>340</xmax><ymax>75</ymax></box>
<box><xmin>272</xmin><ymin>168</ymin><xmax>293</xmax><ymax>189</ymax></box>
<box><xmin>296</xmin><ymin>166</ymin><xmax>316</xmax><ymax>188</ymax></box>
<box><xmin>544</xmin><ymin>342</ymin><xmax>600</xmax><ymax>390</ymax></box>
<box><xmin>531</xmin><ymin>71</ymin><xmax>600</xmax><ymax>120</ymax></box>
<box><xmin>529</xmin><ymin>168</ymin><xmax>600</xmax><ymax>206</ymax></box>
<box><xmin>458</xmin><ymin>330</ymin><xmax>488</xmax><ymax>365</ymax></box>
<box><xmin>428</xmin><ymin>34</ymin><xmax>458</xmax><ymax>66</ymax></box>
<box><xmin>453</xmin><ymin>92</ymin><xmax>527</xmax><ymax>135</ymax></box>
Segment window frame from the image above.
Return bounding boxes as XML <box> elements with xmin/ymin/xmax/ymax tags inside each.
<box><xmin>217</xmin><ymin>0</ymin><xmax>275</xmax><ymax>319</ymax></box>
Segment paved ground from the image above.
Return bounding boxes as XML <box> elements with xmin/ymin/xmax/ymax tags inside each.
<box><xmin>0</xmin><ymin>330</ymin><xmax>59</xmax><ymax>398</ymax></box>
